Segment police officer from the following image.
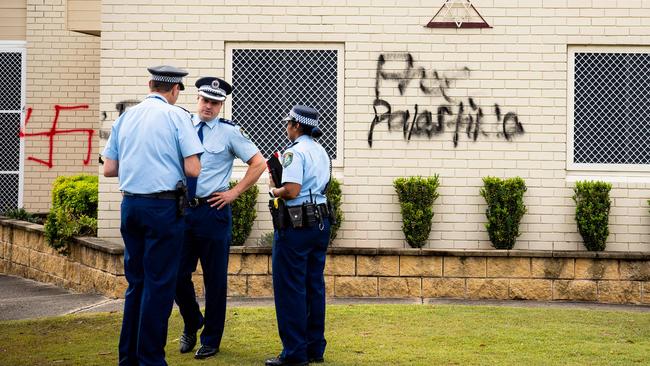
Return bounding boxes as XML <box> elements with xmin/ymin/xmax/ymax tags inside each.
<box><xmin>103</xmin><ymin>65</ymin><xmax>204</xmax><ymax>366</ymax></box>
<box><xmin>175</xmin><ymin>76</ymin><xmax>266</xmax><ymax>359</ymax></box>
<box><xmin>265</xmin><ymin>105</ymin><xmax>332</xmax><ymax>366</ymax></box>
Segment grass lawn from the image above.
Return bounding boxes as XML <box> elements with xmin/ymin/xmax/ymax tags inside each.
<box><xmin>0</xmin><ymin>304</ymin><xmax>648</xmax><ymax>365</ymax></box>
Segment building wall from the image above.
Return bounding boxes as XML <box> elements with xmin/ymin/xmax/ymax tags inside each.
<box><xmin>98</xmin><ymin>1</ymin><xmax>650</xmax><ymax>251</ymax></box>
<box><xmin>23</xmin><ymin>0</ymin><xmax>100</xmax><ymax>212</ymax></box>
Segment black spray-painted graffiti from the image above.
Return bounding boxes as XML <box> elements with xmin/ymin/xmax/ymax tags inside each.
<box><xmin>368</xmin><ymin>53</ymin><xmax>524</xmax><ymax>147</ymax></box>
<box><xmin>99</xmin><ymin>100</ymin><xmax>141</xmax><ymax>140</ymax></box>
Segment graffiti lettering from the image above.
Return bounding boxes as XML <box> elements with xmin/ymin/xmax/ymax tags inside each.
<box><xmin>100</xmin><ymin>100</ymin><xmax>141</xmax><ymax>140</ymax></box>
<box><xmin>19</xmin><ymin>105</ymin><xmax>94</xmax><ymax>168</ymax></box>
<box><xmin>369</xmin><ymin>53</ymin><xmax>524</xmax><ymax>147</ymax></box>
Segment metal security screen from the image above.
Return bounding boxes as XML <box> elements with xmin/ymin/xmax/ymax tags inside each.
<box><xmin>574</xmin><ymin>52</ymin><xmax>650</xmax><ymax>165</ymax></box>
<box><xmin>231</xmin><ymin>48</ymin><xmax>338</xmax><ymax>159</ymax></box>
<box><xmin>0</xmin><ymin>49</ymin><xmax>24</xmax><ymax>213</ymax></box>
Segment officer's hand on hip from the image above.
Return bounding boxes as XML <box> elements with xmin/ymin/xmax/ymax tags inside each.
<box><xmin>208</xmin><ymin>189</ymin><xmax>239</xmax><ymax>209</ymax></box>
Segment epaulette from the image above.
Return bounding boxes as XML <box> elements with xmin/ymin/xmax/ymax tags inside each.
<box><xmin>219</xmin><ymin>118</ymin><xmax>235</xmax><ymax>126</ymax></box>
<box><xmin>173</xmin><ymin>105</ymin><xmax>192</xmax><ymax>115</ymax></box>
<box><xmin>286</xmin><ymin>141</ymin><xmax>299</xmax><ymax>149</ymax></box>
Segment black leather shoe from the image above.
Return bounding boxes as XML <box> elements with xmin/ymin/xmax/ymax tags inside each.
<box><xmin>194</xmin><ymin>344</ymin><xmax>219</xmax><ymax>359</ymax></box>
<box><xmin>179</xmin><ymin>332</ymin><xmax>197</xmax><ymax>354</ymax></box>
<box><xmin>309</xmin><ymin>356</ymin><xmax>324</xmax><ymax>363</ymax></box>
<box><xmin>264</xmin><ymin>356</ymin><xmax>308</xmax><ymax>366</ymax></box>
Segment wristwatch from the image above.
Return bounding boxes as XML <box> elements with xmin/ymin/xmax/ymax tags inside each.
<box><xmin>269</xmin><ymin>188</ymin><xmax>275</xmax><ymax>198</ymax></box>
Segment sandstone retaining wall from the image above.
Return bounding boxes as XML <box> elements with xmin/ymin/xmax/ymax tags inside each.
<box><xmin>2</xmin><ymin>218</ymin><xmax>649</xmax><ymax>304</ymax></box>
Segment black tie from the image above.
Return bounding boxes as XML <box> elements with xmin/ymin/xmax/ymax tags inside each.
<box><xmin>187</xmin><ymin>122</ymin><xmax>206</xmax><ymax>200</ymax></box>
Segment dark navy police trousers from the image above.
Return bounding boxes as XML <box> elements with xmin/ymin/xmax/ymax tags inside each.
<box><xmin>119</xmin><ymin>196</ymin><xmax>183</xmax><ymax>366</ymax></box>
<box><xmin>175</xmin><ymin>204</ymin><xmax>232</xmax><ymax>349</ymax></box>
<box><xmin>272</xmin><ymin>219</ymin><xmax>331</xmax><ymax>363</ymax></box>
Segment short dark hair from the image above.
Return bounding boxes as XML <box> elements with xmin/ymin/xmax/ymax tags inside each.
<box><xmin>150</xmin><ymin>81</ymin><xmax>176</xmax><ymax>92</ymax></box>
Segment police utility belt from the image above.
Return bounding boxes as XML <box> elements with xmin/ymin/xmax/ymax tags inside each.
<box><xmin>268</xmin><ymin>199</ymin><xmax>336</xmax><ymax>231</ymax></box>
<box><xmin>122</xmin><ymin>180</ymin><xmax>188</xmax><ymax>217</ymax></box>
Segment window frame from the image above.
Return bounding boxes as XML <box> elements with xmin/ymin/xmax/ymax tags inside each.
<box><xmin>0</xmin><ymin>41</ymin><xmax>26</xmax><ymax>208</ymax></box>
<box><xmin>225</xmin><ymin>42</ymin><xmax>345</xmax><ymax>167</ymax></box>
<box><xmin>567</xmin><ymin>45</ymin><xmax>650</xmax><ymax>173</ymax></box>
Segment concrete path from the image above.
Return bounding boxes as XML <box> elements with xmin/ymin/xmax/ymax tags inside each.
<box><xmin>1</xmin><ymin>274</ymin><xmax>648</xmax><ymax>321</ymax></box>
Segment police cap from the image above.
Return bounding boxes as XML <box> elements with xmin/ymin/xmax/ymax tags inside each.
<box><xmin>195</xmin><ymin>77</ymin><xmax>233</xmax><ymax>102</ymax></box>
<box><xmin>147</xmin><ymin>65</ymin><xmax>189</xmax><ymax>90</ymax></box>
<box><xmin>283</xmin><ymin>105</ymin><xmax>322</xmax><ymax>138</ymax></box>
<box><xmin>283</xmin><ymin>105</ymin><xmax>319</xmax><ymax>128</ymax></box>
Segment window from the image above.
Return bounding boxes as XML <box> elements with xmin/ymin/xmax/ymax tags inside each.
<box><xmin>227</xmin><ymin>44</ymin><xmax>343</xmax><ymax>162</ymax></box>
<box><xmin>0</xmin><ymin>43</ymin><xmax>25</xmax><ymax>212</ymax></box>
<box><xmin>568</xmin><ymin>47</ymin><xmax>650</xmax><ymax>171</ymax></box>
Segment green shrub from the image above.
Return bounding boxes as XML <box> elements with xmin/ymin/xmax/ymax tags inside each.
<box><xmin>572</xmin><ymin>180</ymin><xmax>612</xmax><ymax>251</ymax></box>
<box><xmin>230</xmin><ymin>181</ymin><xmax>259</xmax><ymax>246</ymax></box>
<box><xmin>394</xmin><ymin>175</ymin><xmax>440</xmax><ymax>248</ymax></box>
<box><xmin>44</xmin><ymin>175</ymin><xmax>98</xmax><ymax>254</ymax></box>
<box><xmin>3</xmin><ymin>207</ymin><xmax>41</xmax><ymax>224</ymax></box>
<box><xmin>326</xmin><ymin>177</ymin><xmax>344</xmax><ymax>243</ymax></box>
<box><xmin>479</xmin><ymin>176</ymin><xmax>527</xmax><ymax>250</ymax></box>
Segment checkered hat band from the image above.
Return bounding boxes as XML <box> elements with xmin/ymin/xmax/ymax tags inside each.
<box><xmin>151</xmin><ymin>74</ymin><xmax>183</xmax><ymax>83</ymax></box>
<box><xmin>199</xmin><ymin>85</ymin><xmax>226</xmax><ymax>97</ymax></box>
<box><xmin>289</xmin><ymin>110</ymin><xmax>318</xmax><ymax>127</ymax></box>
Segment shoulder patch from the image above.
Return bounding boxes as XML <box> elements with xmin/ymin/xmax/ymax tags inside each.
<box><xmin>219</xmin><ymin>118</ymin><xmax>235</xmax><ymax>126</ymax></box>
<box><xmin>239</xmin><ymin>127</ymin><xmax>251</xmax><ymax>140</ymax></box>
<box><xmin>282</xmin><ymin>151</ymin><xmax>294</xmax><ymax>168</ymax></box>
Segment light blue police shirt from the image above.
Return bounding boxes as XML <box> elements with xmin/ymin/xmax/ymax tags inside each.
<box><xmin>103</xmin><ymin>94</ymin><xmax>204</xmax><ymax>194</ymax></box>
<box><xmin>281</xmin><ymin>134</ymin><xmax>330</xmax><ymax>206</ymax></box>
<box><xmin>193</xmin><ymin>114</ymin><xmax>259</xmax><ymax>197</ymax></box>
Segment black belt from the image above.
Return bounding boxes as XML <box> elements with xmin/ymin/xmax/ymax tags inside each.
<box><xmin>188</xmin><ymin>196</ymin><xmax>211</xmax><ymax>208</ymax></box>
<box><xmin>123</xmin><ymin>190</ymin><xmax>176</xmax><ymax>199</ymax></box>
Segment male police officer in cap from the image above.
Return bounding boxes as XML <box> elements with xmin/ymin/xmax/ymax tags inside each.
<box><xmin>103</xmin><ymin>65</ymin><xmax>203</xmax><ymax>366</ymax></box>
<box><xmin>266</xmin><ymin>105</ymin><xmax>331</xmax><ymax>366</ymax></box>
<box><xmin>174</xmin><ymin>76</ymin><xmax>265</xmax><ymax>359</ymax></box>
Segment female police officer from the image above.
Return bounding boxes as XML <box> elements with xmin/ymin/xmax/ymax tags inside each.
<box><xmin>265</xmin><ymin>105</ymin><xmax>332</xmax><ymax>366</ymax></box>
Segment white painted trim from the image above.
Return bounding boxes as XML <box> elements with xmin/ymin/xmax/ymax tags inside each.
<box><xmin>566</xmin><ymin>45</ymin><xmax>650</xmax><ymax>175</ymax></box>
<box><xmin>19</xmin><ymin>46</ymin><xmax>25</xmax><ymax>208</ymax></box>
<box><xmin>225</xmin><ymin>42</ymin><xmax>345</xmax><ymax>167</ymax></box>
<box><xmin>0</xmin><ymin>41</ymin><xmax>27</xmax><ymax>47</ymax></box>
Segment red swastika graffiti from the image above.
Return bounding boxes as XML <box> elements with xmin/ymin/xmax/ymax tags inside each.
<box><xmin>19</xmin><ymin>105</ymin><xmax>95</xmax><ymax>169</ymax></box>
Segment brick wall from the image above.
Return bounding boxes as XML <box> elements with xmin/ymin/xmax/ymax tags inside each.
<box><xmin>0</xmin><ymin>218</ymin><xmax>126</xmax><ymax>298</ymax></box>
<box><xmin>98</xmin><ymin>1</ymin><xmax>650</xmax><ymax>251</ymax></box>
<box><xmin>23</xmin><ymin>0</ymin><xmax>100</xmax><ymax>212</ymax></box>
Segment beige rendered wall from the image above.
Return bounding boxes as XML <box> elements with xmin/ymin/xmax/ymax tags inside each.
<box><xmin>66</xmin><ymin>0</ymin><xmax>100</xmax><ymax>35</ymax></box>
<box><xmin>22</xmin><ymin>0</ymin><xmax>100</xmax><ymax>212</ymax></box>
<box><xmin>0</xmin><ymin>0</ymin><xmax>26</xmax><ymax>41</ymax></box>
<box><xmin>98</xmin><ymin>1</ymin><xmax>650</xmax><ymax>251</ymax></box>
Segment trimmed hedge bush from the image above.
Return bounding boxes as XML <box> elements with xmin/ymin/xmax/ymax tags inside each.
<box><xmin>479</xmin><ymin>176</ymin><xmax>527</xmax><ymax>250</ymax></box>
<box><xmin>44</xmin><ymin>175</ymin><xmax>98</xmax><ymax>254</ymax></box>
<box><xmin>394</xmin><ymin>175</ymin><xmax>440</xmax><ymax>248</ymax></box>
<box><xmin>325</xmin><ymin>177</ymin><xmax>344</xmax><ymax>243</ymax></box>
<box><xmin>230</xmin><ymin>180</ymin><xmax>259</xmax><ymax>246</ymax></box>
<box><xmin>573</xmin><ymin>180</ymin><xmax>612</xmax><ymax>251</ymax></box>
